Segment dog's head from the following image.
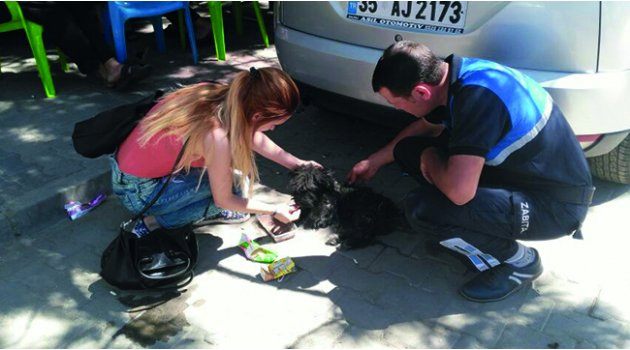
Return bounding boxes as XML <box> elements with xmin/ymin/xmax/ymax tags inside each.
<box><xmin>288</xmin><ymin>165</ymin><xmax>340</xmax><ymax>229</ymax></box>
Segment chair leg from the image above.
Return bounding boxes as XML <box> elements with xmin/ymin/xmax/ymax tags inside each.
<box><xmin>108</xmin><ymin>4</ymin><xmax>129</xmax><ymax>63</ymax></box>
<box><xmin>233</xmin><ymin>1</ymin><xmax>243</xmax><ymax>36</ymax></box>
<box><xmin>101</xmin><ymin>6</ymin><xmax>114</xmax><ymax>45</ymax></box>
<box><xmin>178</xmin><ymin>10</ymin><xmax>186</xmax><ymax>50</ymax></box>
<box><xmin>58</xmin><ymin>49</ymin><xmax>69</xmax><ymax>72</ymax></box>
<box><xmin>182</xmin><ymin>7</ymin><xmax>198</xmax><ymax>64</ymax></box>
<box><xmin>151</xmin><ymin>17</ymin><xmax>166</xmax><ymax>53</ymax></box>
<box><xmin>252</xmin><ymin>1</ymin><xmax>269</xmax><ymax>48</ymax></box>
<box><xmin>208</xmin><ymin>1</ymin><xmax>226</xmax><ymax>61</ymax></box>
<box><xmin>24</xmin><ymin>22</ymin><xmax>56</xmax><ymax>98</ymax></box>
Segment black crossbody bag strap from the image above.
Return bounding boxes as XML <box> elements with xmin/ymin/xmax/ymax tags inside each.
<box><xmin>127</xmin><ymin>138</ymin><xmax>190</xmax><ymax>224</ymax></box>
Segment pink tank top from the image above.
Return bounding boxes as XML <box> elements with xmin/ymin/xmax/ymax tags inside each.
<box><xmin>116</xmin><ymin>105</ymin><xmax>205</xmax><ymax>178</ymax></box>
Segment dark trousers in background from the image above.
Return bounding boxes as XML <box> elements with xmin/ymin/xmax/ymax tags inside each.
<box><xmin>20</xmin><ymin>2</ymin><xmax>114</xmax><ymax>75</ymax></box>
<box><xmin>393</xmin><ymin>134</ymin><xmax>587</xmax><ymax>265</ymax></box>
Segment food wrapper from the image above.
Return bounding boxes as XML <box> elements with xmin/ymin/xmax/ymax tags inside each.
<box><xmin>239</xmin><ymin>233</ymin><xmax>278</xmax><ymax>263</ymax></box>
<box><xmin>64</xmin><ymin>193</ymin><xmax>106</xmax><ymax>220</ymax></box>
<box><xmin>260</xmin><ymin>257</ymin><xmax>296</xmax><ymax>282</ymax></box>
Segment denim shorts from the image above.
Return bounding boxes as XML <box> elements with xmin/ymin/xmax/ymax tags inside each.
<box><xmin>109</xmin><ymin>155</ymin><xmax>222</xmax><ymax>228</ymax></box>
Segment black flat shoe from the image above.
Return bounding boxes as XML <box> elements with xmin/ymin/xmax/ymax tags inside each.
<box><xmin>459</xmin><ymin>248</ymin><xmax>543</xmax><ymax>303</ymax></box>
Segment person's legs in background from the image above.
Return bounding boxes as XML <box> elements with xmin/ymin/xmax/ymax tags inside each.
<box><xmin>19</xmin><ymin>2</ymin><xmax>150</xmax><ymax>88</ymax></box>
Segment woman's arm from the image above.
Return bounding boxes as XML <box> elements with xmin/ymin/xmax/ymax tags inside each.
<box><xmin>252</xmin><ymin>131</ymin><xmax>304</xmax><ymax>170</ymax></box>
<box><xmin>203</xmin><ymin>129</ymin><xmax>300</xmax><ymax>222</ymax></box>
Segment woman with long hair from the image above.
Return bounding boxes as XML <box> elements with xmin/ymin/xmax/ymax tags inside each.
<box><xmin>110</xmin><ymin>67</ymin><xmax>318</xmax><ymax>236</ymax></box>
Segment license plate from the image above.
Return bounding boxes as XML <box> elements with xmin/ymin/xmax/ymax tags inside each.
<box><xmin>346</xmin><ymin>1</ymin><xmax>468</xmax><ymax>34</ymax></box>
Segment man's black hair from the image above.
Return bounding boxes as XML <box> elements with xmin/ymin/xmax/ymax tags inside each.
<box><xmin>372</xmin><ymin>41</ymin><xmax>443</xmax><ymax>96</ymax></box>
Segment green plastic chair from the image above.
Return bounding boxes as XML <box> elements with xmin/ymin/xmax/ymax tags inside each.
<box><xmin>208</xmin><ymin>1</ymin><xmax>269</xmax><ymax>61</ymax></box>
<box><xmin>0</xmin><ymin>1</ymin><xmax>61</xmax><ymax>98</ymax></box>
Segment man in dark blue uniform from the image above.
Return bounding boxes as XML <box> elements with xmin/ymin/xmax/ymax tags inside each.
<box><xmin>348</xmin><ymin>41</ymin><xmax>594</xmax><ymax>302</ymax></box>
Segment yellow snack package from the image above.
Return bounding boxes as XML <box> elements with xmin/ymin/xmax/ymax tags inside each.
<box><xmin>260</xmin><ymin>257</ymin><xmax>296</xmax><ymax>282</ymax></box>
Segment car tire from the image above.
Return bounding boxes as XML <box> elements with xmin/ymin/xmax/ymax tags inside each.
<box><xmin>588</xmin><ymin>134</ymin><xmax>630</xmax><ymax>184</ymax></box>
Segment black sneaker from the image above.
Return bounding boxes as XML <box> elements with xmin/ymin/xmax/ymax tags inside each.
<box><xmin>459</xmin><ymin>248</ymin><xmax>543</xmax><ymax>303</ymax></box>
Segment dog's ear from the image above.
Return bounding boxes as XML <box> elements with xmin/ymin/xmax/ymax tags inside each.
<box><xmin>288</xmin><ymin>165</ymin><xmax>338</xmax><ymax>193</ymax></box>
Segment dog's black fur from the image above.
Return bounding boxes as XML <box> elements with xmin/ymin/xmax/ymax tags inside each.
<box><xmin>288</xmin><ymin>165</ymin><xmax>400</xmax><ymax>250</ymax></box>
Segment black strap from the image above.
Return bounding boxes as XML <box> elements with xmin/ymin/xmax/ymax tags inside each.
<box><xmin>128</xmin><ymin>138</ymin><xmax>190</xmax><ymax>223</ymax></box>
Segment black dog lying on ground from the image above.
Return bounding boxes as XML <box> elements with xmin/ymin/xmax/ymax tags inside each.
<box><xmin>288</xmin><ymin>165</ymin><xmax>400</xmax><ymax>250</ymax></box>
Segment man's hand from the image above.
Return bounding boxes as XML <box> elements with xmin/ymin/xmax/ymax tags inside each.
<box><xmin>347</xmin><ymin>158</ymin><xmax>380</xmax><ymax>184</ymax></box>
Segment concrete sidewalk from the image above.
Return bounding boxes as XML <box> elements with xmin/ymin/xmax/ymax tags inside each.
<box><xmin>1</xmin><ymin>10</ymin><xmax>629</xmax><ymax>348</ymax></box>
<box><xmin>1</xmin><ymin>101</ymin><xmax>629</xmax><ymax>347</ymax></box>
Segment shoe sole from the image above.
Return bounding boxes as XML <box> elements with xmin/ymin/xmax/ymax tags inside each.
<box><xmin>194</xmin><ymin>216</ymin><xmax>251</xmax><ymax>226</ymax></box>
<box><xmin>459</xmin><ymin>268</ymin><xmax>543</xmax><ymax>303</ymax></box>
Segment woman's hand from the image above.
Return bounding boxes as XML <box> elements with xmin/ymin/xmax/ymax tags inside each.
<box><xmin>272</xmin><ymin>201</ymin><xmax>301</xmax><ymax>224</ymax></box>
<box><xmin>296</xmin><ymin>159</ymin><xmax>323</xmax><ymax>169</ymax></box>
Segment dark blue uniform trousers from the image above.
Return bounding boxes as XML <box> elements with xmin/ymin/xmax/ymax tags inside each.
<box><xmin>394</xmin><ymin>135</ymin><xmax>588</xmax><ymax>264</ymax></box>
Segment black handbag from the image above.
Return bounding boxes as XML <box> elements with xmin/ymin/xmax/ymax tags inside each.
<box><xmin>72</xmin><ymin>90</ymin><xmax>164</xmax><ymax>158</ymax></box>
<box><xmin>100</xmin><ymin>140</ymin><xmax>198</xmax><ymax>290</ymax></box>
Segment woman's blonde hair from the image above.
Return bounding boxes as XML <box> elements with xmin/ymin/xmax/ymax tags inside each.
<box><xmin>138</xmin><ymin>67</ymin><xmax>300</xmax><ymax>195</ymax></box>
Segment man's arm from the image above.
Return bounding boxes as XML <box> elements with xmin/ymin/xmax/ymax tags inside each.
<box><xmin>348</xmin><ymin>118</ymin><xmax>443</xmax><ymax>183</ymax></box>
<box><xmin>372</xmin><ymin>118</ymin><xmax>443</xmax><ymax>166</ymax></box>
<box><xmin>421</xmin><ymin>147</ymin><xmax>485</xmax><ymax>205</ymax></box>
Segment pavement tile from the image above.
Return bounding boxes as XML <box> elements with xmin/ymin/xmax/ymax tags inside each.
<box><xmin>376</xmin><ymin>230</ymin><xmax>424</xmax><ymax>256</ymax></box>
<box><xmin>334</xmin><ymin>325</ymin><xmax>391</xmax><ymax>349</ymax></box>
<box><xmin>289</xmin><ymin>319</ymin><xmax>350</xmax><ymax>348</ymax></box>
<box><xmin>374</xmin><ymin>277</ymin><xmax>453</xmax><ymax>320</ymax></box>
<box><xmin>383</xmin><ymin>321</ymin><xmax>462</xmax><ymax>348</ymax></box>
<box><xmin>368</xmin><ymin>247</ymin><xmax>431</xmax><ymax>286</ymax></box>
<box><xmin>428</xmin><ymin>312</ymin><xmax>506</xmax><ymax>347</ymax></box>
<box><xmin>451</xmin><ymin>333</ymin><xmax>486</xmax><ymax>349</ymax></box>
<box><xmin>496</xmin><ymin>325</ymin><xmax>577</xmax><ymax>349</ymax></box>
<box><xmin>542</xmin><ymin>310</ymin><xmax>628</xmax><ymax>348</ymax></box>
<box><xmin>590</xmin><ymin>283</ymin><xmax>630</xmax><ymax>323</ymax></box>
<box><xmin>328</xmin><ymin>260</ymin><xmax>396</xmax><ymax>301</ymax></box>
<box><xmin>532</xmin><ymin>272</ymin><xmax>602</xmax><ymax>315</ymax></box>
<box><xmin>330</xmin><ymin>287</ymin><xmax>406</xmax><ymax>330</ymax></box>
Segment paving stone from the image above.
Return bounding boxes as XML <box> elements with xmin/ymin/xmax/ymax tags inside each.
<box><xmin>376</xmin><ymin>230</ymin><xmax>424</xmax><ymax>256</ymax></box>
<box><xmin>374</xmin><ymin>277</ymin><xmax>453</xmax><ymax>320</ymax></box>
<box><xmin>337</xmin><ymin>244</ymin><xmax>386</xmax><ymax>269</ymax></box>
<box><xmin>496</xmin><ymin>325</ymin><xmax>577</xmax><ymax>349</ymax></box>
<box><xmin>0</xmin><ymin>305</ymin><xmax>90</xmax><ymax>348</ymax></box>
<box><xmin>428</xmin><ymin>313</ymin><xmax>506</xmax><ymax>347</ymax></box>
<box><xmin>328</xmin><ymin>260</ymin><xmax>397</xmax><ymax>300</ymax></box>
<box><xmin>289</xmin><ymin>319</ymin><xmax>350</xmax><ymax>348</ymax></box>
<box><xmin>334</xmin><ymin>326</ymin><xmax>390</xmax><ymax>349</ymax></box>
<box><xmin>591</xmin><ymin>283</ymin><xmax>630</xmax><ymax>323</ymax></box>
<box><xmin>532</xmin><ymin>273</ymin><xmax>602</xmax><ymax>315</ymax></box>
<box><xmin>0</xmin><ymin>238</ymin><xmax>39</xmax><ymax>279</ymax></box>
<box><xmin>331</xmin><ymin>287</ymin><xmax>405</xmax><ymax>329</ymax></box>
<box><xmin>368</xmin><ymin>247</ymin><xmax>431</xmax><ymax>286</ymax></box>
<box><xmin>451</xmin><ymin>333</ymin><xmax>486</xmax><ymax>349</ymax></box>
<box><xmin>383</xmin><ymin>321</ymin><xmax>462</xmax><ymax>348</ymax></box>
<box><xmin>542</xmin><ymin>310</ymin><xmax>627</xmax><ymax>348</ymax></box>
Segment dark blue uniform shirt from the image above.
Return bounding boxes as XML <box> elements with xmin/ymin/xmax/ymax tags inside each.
<box><xmin>436</xmin><ymin>55</ymin><xmax>592</xmax><ymax>190</ymax></box>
